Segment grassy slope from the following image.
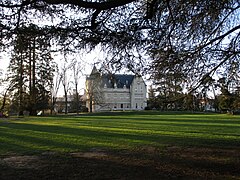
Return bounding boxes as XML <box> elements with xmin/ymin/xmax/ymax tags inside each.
<box><xmin>0</xmin><ymin>111</ymin><xmax>240</xmax><ymax>155</ymax></box>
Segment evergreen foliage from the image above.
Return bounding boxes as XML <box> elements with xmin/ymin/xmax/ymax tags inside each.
<box><xmin>7</xmin><ymin>25</ymin><xmax>56</xmax><ymax>115</ymax></box>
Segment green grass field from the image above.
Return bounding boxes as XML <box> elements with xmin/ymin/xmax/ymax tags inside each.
<box><xmin>1</xmin><ymin>111</ymin><xmax>240</xmax><ymax>154</ymax></box>
<box><xmin>1</xmin><ymin>111</ymin><xmax>240</xmax><ymax>179</ymax></box>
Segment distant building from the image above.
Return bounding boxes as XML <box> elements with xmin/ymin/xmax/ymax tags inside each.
<box><xmin>55</xmin><ymin>94</ymin><xmax>86</xmax><ymax>113</ymax></box>
<box><xmin>85</xmin><ymin>66</ymin><xmax>147</xmax><ymax>112</ymax></box>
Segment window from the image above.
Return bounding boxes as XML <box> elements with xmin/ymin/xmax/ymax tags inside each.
<box><xmin>121</xmin><ymin>104</ymin><xmax>123</xmax><ymax>109</ymax></box>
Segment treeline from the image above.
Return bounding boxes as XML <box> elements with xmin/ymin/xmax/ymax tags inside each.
<box><xmin>147</xmin><ymin>76</ymin><xmax>240</xmax><ymax>113</ymax></box>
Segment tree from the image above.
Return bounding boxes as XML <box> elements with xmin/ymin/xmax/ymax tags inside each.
<box><xmin>147</xmin><ymin>85</ymin><xmax>159</xmax><ymax>110</ymax></box>
<box><xmin>150</xmin><ymin>50</ymin><xmax>186</xmax><ymax>110</ymax></box>
<box><xmin>35</xmin><ymin>52</ymin><xmax>56</xmax><ymax>114</ymax></box>
<box><xmin>0</xmin><ymin>0</ymin><xmax>239</xmax><ymax>92</ymax></box>
<box><xmin>232</xmin><ymin>87</ymin><xmax>240</xmax><ymax>111</ymax></box>
<box><xmin>60</xmin><ymin>61</ymin><xmax>72</xmax><ymax>114</ymax></box>
<box><xmin>71</xmin><ymin>59</ymin><xmax>83</xmax><ymax>114</ymax></box>
<box><xmin>50</xmin><ymin>68</ymin><xmax>62</xmax><ymax>114</ymax></box>
<box><xmin>7</xmin><ymin>25</ymin><xmax>55</xmax><ymax>115</ymax></box>
<box><xmin>7</xmin><ymin>33</ymin><xmax>28</xmax><ymax>116</ymax></box>
<box><xmin>197</xmin><ymin>75</ymin><xmax>217</xmax><ymax>111</ymax></box>
<box><xmin>0</xmin><ymin>82</ymin><xmax>13</xmax><ymax>114</ymax></box>
<box><xmin>217</xmin><ymin>77</ymin><xmax>233</xmax><ymax>112</ymax></box>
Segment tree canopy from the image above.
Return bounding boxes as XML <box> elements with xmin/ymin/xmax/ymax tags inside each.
<box><xmin>0</xmin><ymin>0</ymin><xmax>240</xmax><ymax>90</ymax></box>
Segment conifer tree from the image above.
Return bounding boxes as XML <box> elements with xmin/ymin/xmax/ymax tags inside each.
<box><xmin>8</xmin><ymin>25</ymin><xmax>55</xmax><ymax>115</ymax></box>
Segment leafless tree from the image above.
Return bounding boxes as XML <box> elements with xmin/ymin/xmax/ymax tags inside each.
<box><xmin>70</xmin><ymin>59</ymin><xmax>84</xmax><ymax>114</ymax></box>
<box><xmin>60</xmin><ymin>60</ymin><xmax>72</xmax><ymax>114</ymax></box>
<box><xmin>50</xmin><ymin>67</ymin><xmax>62</xmax><ymax>114</ymax></box>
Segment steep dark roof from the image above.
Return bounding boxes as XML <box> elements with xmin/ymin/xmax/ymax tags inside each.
<box><xmin>101</xmin><ymin>74</ymin><xmax>134</xmax><ymax>89</ymax></box>
<box><xmin>86</xmin><ymin>66</ymin><xmax>101</xmax><ymax>80</ymax></box>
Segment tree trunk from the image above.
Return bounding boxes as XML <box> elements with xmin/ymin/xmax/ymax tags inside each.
<box><xmin>30</xmin><ymin>38</ymin><xmax>37</xmax><ymax>116</ymax></box>
<box><xmin>28</xmin><ymin>38</ymin><xmax>37</xmax><ymax>116</ymax></box>
<box><xmin>89</xmin><ymin>95</ymin><xmax>93</xmax><ymax>113</ymax></box>
<box><xmin>64</xmin><ymin>91</ymin><xmax>68</xmax><ymax>114</ymax></box>
<box><xmin>50</xmin><ymin>97</ymin><xmax>56</xmax><ymax>115</ymax></box>
<box><xmin>19</xmin><ymin>52</ymin><xmax>24</xmax><ymax>116</ymax></box>
<box><xmin>75</xmin><ymin>83</ymin><xmax>79</xmax><ymax>114</ymax></box>
<box><xmin>0</xmin><ymin>89</ymin><xmax>8</xmax><ymax>112</ymax></box>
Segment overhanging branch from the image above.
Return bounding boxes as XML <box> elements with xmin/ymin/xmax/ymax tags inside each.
<box><xmin>43</xmin><ymin>0</ymin><xmax>136</xmax><ymax>10</ymax></box>
<box><xmin>199</xmin><ymin>25</ymin><xmax>240</xmax><ymax>50</ymax></box>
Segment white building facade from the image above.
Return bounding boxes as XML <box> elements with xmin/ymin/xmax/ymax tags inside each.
<box><xmin>85</xmin><ymin>67</ymin><xmax>147</xmax><ymax>112</ymax></box>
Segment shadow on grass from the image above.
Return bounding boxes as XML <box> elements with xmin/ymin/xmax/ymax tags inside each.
<box><xmin>1</xmin><ymin>120</ymin><xmax>240</xmax><ymax>155</ymax></box>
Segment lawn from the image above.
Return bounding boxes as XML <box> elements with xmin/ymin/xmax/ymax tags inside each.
<box><xmin>0</xmin><ymin>111</ymin><xmax>240</xmax><ymax>179</ymax></box>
